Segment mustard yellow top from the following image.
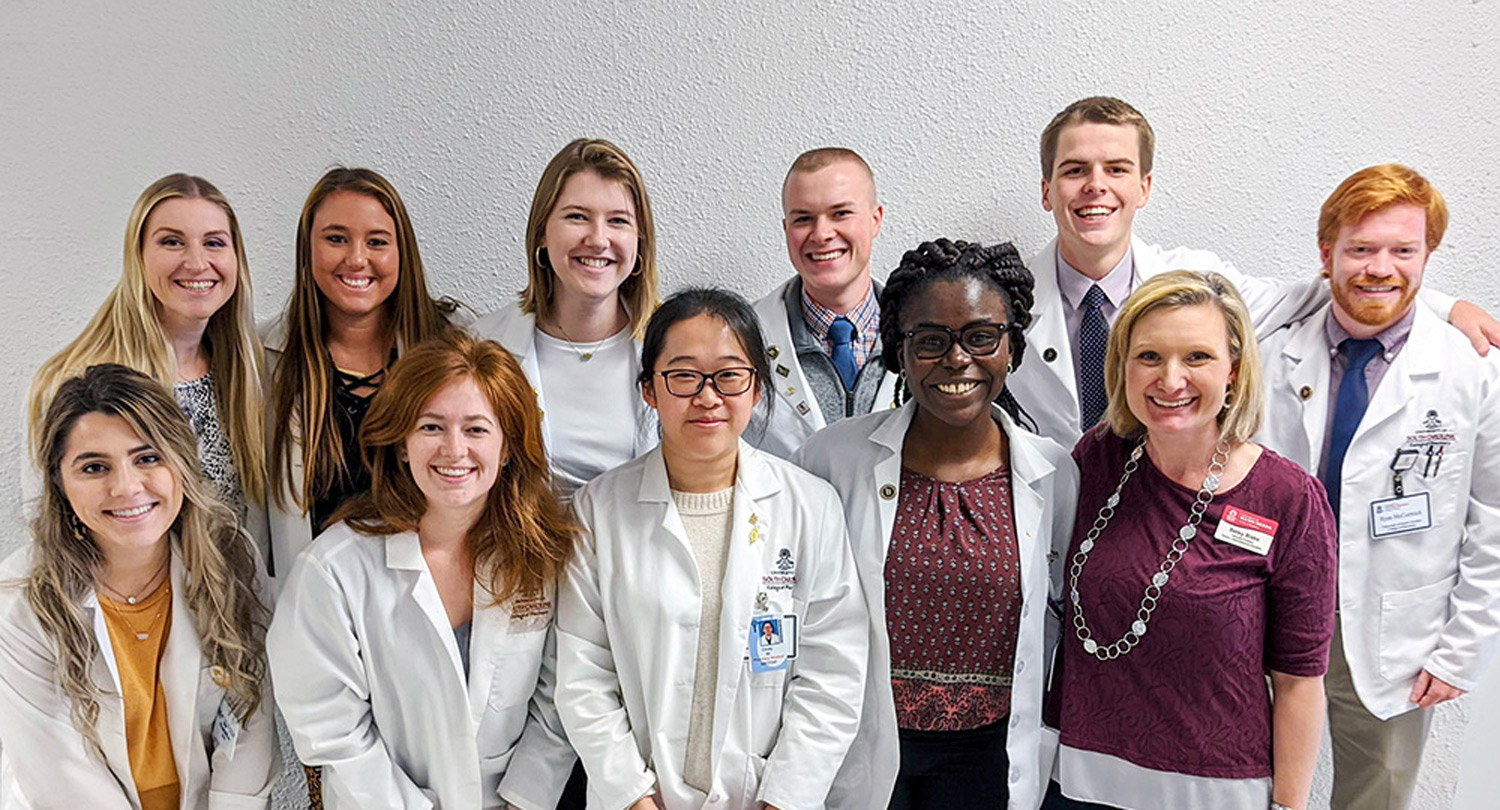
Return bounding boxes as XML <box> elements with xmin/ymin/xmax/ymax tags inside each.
<box><xmin>100</xmin><ymin>580</ymin><xmax>180</xmax><ymax>810</ymax></box>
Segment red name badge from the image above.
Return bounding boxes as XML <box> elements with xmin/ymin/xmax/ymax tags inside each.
<box><xmin>1213</xmin><ymin>505</ymin><xmax>1278</xmax><ymax>555</ymax></box>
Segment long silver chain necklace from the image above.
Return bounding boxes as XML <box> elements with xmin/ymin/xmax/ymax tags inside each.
<box><xmin>1068</xmin><ymin>438</ymin><xmax>1230</xmax><ymax>661</ymax></box>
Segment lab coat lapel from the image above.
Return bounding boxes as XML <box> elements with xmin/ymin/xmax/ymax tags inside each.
<box><xmin>85</xmin><ymin>591</ymin><xmax>134</xmax><ymax>802</ymax></box>
<box><xmin>466</xmin><ymin>578</ymin><xmax>507</xmax><ymax>727</ymax></box>
<box><xmin>1028</xmin><ymin>243</ymin><xmax>1078</xmax><ymax>397</ymax></box>
<box><xmin>160</xmin><ymin>554</ymin><xmax>206</xmax><ymax>797</ymax></box>
<box><xmin>1003</xmin><ymin>409</ymin><xmax>1052</xmax><ymax>603</ymax></box>
<box><xmin>386</xmin><ymin>533</ymin><xmax>468</xmax><ymax>691</ymax></box>
<box><xmin>756</xmin><ymin>284</ymin><xmax>824</xmax><ymax>435</ymax></box>
<box><xmin>1282</xmin><ymin>310</ymin><xmax>1335</xmax><ymax>467</ymax></box>
<box><xmin>711</xmin><ymin>444</ymin><xmax>782</xmax><ymax>765</ymax></box>
<box><xmin>1356</xmin><ymin>307</ymin><xmax>1442</xmax><ymax>443</ymax></box>
<box><xmin>638</xmin><ymin>449</ymin><xmax>692</xmax><ymax>554</ymax></box>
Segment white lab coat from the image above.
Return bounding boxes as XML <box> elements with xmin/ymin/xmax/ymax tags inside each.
<box><xmin>266</xmin><ymin>523</ymin><xmax>574</xmax><ymax>810</ymax></box>
<box><xmin>1257</xmin><ymin>302</ymin><xmax>1500</xmax><ymax>719</ymax></box>
<box><xmin>1008</xmin><ymin>236</ymin><xmax>1335</xmax><ymax>449</ymax></box>
<box><xmin>557</xmin><ymin>443</ymin><xmax>869</xmax><ymax>810</ymax></box>
<box><xmin>0</xmin><ymin>548</ymin><xmax>278</xmax><ymax>810</ymax></box>
<box><xmin>793</xmin><ymin>402</ymin><xmax>1078</xmax><ymax>810</ymax></box>
<box><xmin>750</xmin><ymin>279</ymin><xmax>900</xmax><ymax>458</ymax></box>
<box><xmin>471</xmin><ymin>301</ymin><xmax>657</xmax><ymax>473</ymax></box>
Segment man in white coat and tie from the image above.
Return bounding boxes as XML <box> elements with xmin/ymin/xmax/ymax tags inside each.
<box><xmin>751</xmin><ymin>148</ymin><xmax>899</xmax><ymax>457</ymax></box>
<box><xmin>1257</xmin><ymin>164</ymin><xmax>1500</xmax><ymax>810</ymax></box>
<box><xmin>1007</xmin><ymin>96</ymin><xmax>1500</xmax><ymax>450</ymax></box>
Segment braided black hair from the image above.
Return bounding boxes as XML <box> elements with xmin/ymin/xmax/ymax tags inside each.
<box><xmin>878</xmin><ymin>238</ymin><xmax>1038</xmax><ymax>430</ymax></box>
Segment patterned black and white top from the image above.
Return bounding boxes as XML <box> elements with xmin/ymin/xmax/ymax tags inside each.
<box><xmin>173</xmin><ymin>373</ymin><xmax>245</xmax><ymax>518</ymax></box>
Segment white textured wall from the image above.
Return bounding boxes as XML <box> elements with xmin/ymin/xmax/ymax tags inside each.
<box><xmin>3</xmin><ymin>1</ymin><xmax>1496</xmax><ymax>807</ymax></box>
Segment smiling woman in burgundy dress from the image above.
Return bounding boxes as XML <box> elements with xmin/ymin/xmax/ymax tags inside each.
<box><xmin>1043</xmin><ymin>271</ymin><xmax>1337</xmax><ymax>810</ymax></box>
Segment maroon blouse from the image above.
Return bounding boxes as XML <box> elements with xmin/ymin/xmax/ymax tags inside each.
<box><xmin>885</xmin><ymin>464</ymin><xmax>1022</xmax><ymax>731</ymax></box>
<box><xmin>1048</xmin><ymin>429</ymin><xmax>1337</xmax><ymax>778</ymax></box>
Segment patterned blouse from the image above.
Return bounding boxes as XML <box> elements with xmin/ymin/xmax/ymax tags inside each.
<box><xmin>885</xmin><ymin>463</ymin><xmax>1021</xmax><ymax>731</ymax></box>
<box><xmin>173</xmin><ymin>374</ymin><xmax>244</xmax><ymax>517</ymax></box>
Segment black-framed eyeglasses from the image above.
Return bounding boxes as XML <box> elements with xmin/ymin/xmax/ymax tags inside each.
<box><xmin>657</xmin><ymin>367</ymin><xmax>758</xmax><ymax>397</ymax></box>
<box><xmin>903</xmin><ymin>323</ymin><xmax>1012</xmax><ymax>360</ymax></box>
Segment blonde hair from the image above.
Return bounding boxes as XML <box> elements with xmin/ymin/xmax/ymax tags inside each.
<box><xmin>26</xmin><ymin>174</ymin><xmax>266</xmax><ymax>505</ymax></box>
<box><xmin>519</xmin><ymin>139</ymin><xmax>660</xmax><ymax>338</ymax></box>
<box><xmin>1103</xmin><ymin>271</ymin><xmax>1264</xmax><ymax>444</ymax></box>
<box><xmin>1318</xmin><ymin>163</ymin><xmax>1448</xmax><ymax>253</ymax></box>
<box><xmin>269</xmin><ymin>167</ymin><xmax>460</xmax><ymax>513</ymax></box>
<box><xmin>332</xmin><ymin>331</ymin><xmax>575</xmax><ymax>603</ymax></box>
<box><xmin>27</xmin><ymin>365</ymin><xmax>268</xmax><ymax>754</ymax></box>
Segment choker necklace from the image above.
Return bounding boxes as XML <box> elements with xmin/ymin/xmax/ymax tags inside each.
<box><xmin>96</xmin><ymin>554</ymin><xmax>170</xmax><ymax>605</ymax></box>
<box><xmin>1068</xmin><ymin>439</ymin><xmax>1230</xmax><ymax>661</ymax></box>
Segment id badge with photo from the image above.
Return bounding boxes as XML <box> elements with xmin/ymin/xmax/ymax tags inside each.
<box><xmin>748</xmin><ymin>614</ymin><xmax>799</xmax><ymax>672</ymax></box>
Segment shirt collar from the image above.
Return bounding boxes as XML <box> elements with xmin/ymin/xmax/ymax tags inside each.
<box><xmin>1324</xmin><ymin>304</ymin><xmax>1417</xmax><ymax>358</ymax></box>
<box><xmin>800</xmin><ymin>282</ymin><xmax>880</xmax><ymax>342</ymax></box>
<box><xmin>1056</xmin><ymin>246</ymin><xmax>1136</xmax><ymax>310</ymax></box>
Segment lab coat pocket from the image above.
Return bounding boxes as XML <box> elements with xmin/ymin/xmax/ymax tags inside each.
<box><xmin>488</xmin><ymin>650</ymin><xmax>544</xmax><ymax>710</ymax></box>
<box><xmin>1378</xmin><ymin>577</ymin><xmax>1454</xmax><ymax>682</ymax></box>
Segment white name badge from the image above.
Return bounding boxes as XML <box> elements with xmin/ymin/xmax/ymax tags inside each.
<box><xmin>748</xmin><ymin>614</ymin><xmax>799</xmax><ymax>672</ymax></box>
<box><xmin>1370</xmin><ymin>492</ymin><xmax>1433</xmax><ymax>539</ymax></box>
<box><xmin>213</xmin><ymin>699</ymin><xmax>241</xmax><ymax>761</ymax></box>
<box><xmin>1213</xmin><ymin>505</ymin><xmax>1278</xmax><ymax>555</ymax></box>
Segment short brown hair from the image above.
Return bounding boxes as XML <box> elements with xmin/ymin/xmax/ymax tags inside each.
<box><xmin>520</xmin><ymin>139</ymin><xmax>660</xmax><ymax>338</ymax></box>
<box><xmin>1103</xmin><ymin>271</ymin><xmax>1264</xmax><ymax>444</ymax></box>
<box><xmin>333</xmin><ymin>330</ymin><xmax>575</xmax><ymax>602</ymax></box>
<box><xmin>1039</xmin><ymin>96</ymin><xmax>1156</xmax><ymax>177</ymax></box>
<box><xmin>783</xmin><ymin>147</ymin><xmax>875</xmax><ymax>194</ymax></box>
<box><xmin>1317</xmin><ymin>163</ymin><xmax>1448</xmax><ymax>253</ymax></box>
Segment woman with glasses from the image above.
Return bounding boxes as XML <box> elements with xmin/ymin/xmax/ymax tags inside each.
<box><xmin>556</xmin><ymin>288</ymin><xmax>869</xmax><ymax>810</ymax></box>
<box><xmin>795</xmin><ymin>239</ymin><xmax>1079</xmax><ymax>810</ymax></box>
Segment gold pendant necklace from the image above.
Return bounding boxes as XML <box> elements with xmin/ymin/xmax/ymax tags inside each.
<box><xmin>102</xmin><ymin>581</ymin><xmax>169</xmax><ymax>641</ymax></box>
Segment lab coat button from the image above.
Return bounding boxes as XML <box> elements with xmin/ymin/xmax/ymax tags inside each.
<box><xmin>1299</xmin><ymin>385</ymin><xmax>1313</xmax><ymax>400</ymax></box>
<box><xmin>1010</xmin><ymin>714</ymin><xmax>1021</xmax><ymax>729</ymax></box>
<box><xmin>1009</xmin><ymin>767</ymin><xmax>1020</xmax><ymax>782</ymax></box>
<box><xmin>880</xmin><ymin>484</ymin><xmax>897</xmax><ymax>500</ymax></box>
<box><xmin>1016</xmin><ymin>659</ymin><xmax>1026</xmax><ymax>673</ymax></box>
<box><xmin>1021</xmin><ymin>604</ymin><xmax>1030</xmax><ymax>618</ymax></box>
<box><xmin>710</xmin><ymin>792</ymin><xmax>724</xmax><ymax>803</ymax></box>
<box><xmin>1043</xmin><ymin>347</ymin><xmax>1058</xmax><ymax>362</ymax></box>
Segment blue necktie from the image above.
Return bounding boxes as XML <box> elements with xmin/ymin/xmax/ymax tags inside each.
<box><xmin>1078</xmin><ymin>285</ymin><xmax>1110</xmax><ymax>430</ymax></box>
<box><xmin>828</xmin><ymin>317</ymin><xmax>859</xmax><ymax>391</ymax></box>
<box><xmin>1323</xmin><ymin>338</ymin><xmax>1383</xmax><ymax>521</ymax></box>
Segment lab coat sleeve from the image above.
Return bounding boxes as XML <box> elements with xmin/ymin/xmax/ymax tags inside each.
<box><xmin>0</xmin><ymin>606</ymin><xmax>134</xmax><ymax>809</ymax></box>
<box><xmin>555</xmin><ymin>494</ymin><xmax>658</xmax><ymax>810</ymax></box>
<box><xmin>266</xmin><ymin>555</ymin><xmax>434</xmax><ymax>810</ymax></box>
<box><xmin>1203</xmin><ymin>259</ymin><xmax>1329</xmax><ymax>336</ymax></box>
<box><xmin>498</xmin><ymin>622</ymin><xmax>577</xmax><ymax>810</ymax></box>
<box><xmin>1425</xmin><ymin>374</ymin><xmax>1500</xmax><ymax>690</ymax></box>
<box><xmin>758</xmin><ymin>489</ymin><xmax>870</xmax><ymax>810</ymax></box>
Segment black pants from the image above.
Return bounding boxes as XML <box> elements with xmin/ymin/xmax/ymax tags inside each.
<box><xmin>887</xmin><ymin>720</ymin><xmax>1010</xmax><ymax>810</ymax></box>
<box><xmin>1041</xmin><ymin>780</ymin><xmax>1122</xmax><ymax>810</ymax></box>
<box><xmin>556</xmin><ymin>759</ymin><xmax>587</xmax><ymax>809</ymax></box>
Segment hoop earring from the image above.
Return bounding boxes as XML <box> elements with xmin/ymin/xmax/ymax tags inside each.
<box><xmin>630</xmin><ymin>257</ymin><xmax>642</xmax><ymax>277</ymax></box>
<box><xmin>534</xmin><ymin>246</ymin><xmax>550</xmax><ymax>270</ymax></box>
<box><xmin>68</xmin><ymin>509</ymin><xmax>90</xmax><ymax>542</ymax></box>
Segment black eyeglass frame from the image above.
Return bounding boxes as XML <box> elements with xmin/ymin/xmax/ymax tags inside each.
<box><xmin>655</xmin><ymin>367</ymin><xmax>759</xmax><ymax>398</ymax></box>
<box><xmin>902</xmin><ymin>322</ymin><xmax>1014</xmax><ymax>360</ymax></box>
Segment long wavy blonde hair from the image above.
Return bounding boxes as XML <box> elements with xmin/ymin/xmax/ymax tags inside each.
<box><xmin>269</xmin><ymin>167</ymin><xmax>459</xmax><ymax>515</ymax></box>
<box><xmin>27</xmin><ymin>364</ymin><xmax>269</xmax><ymax>754</ymax></box>
<box><xmin>25</xmin><ymin>174</ymin><xmax>266</xmax><ymax>505</ymax></box>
